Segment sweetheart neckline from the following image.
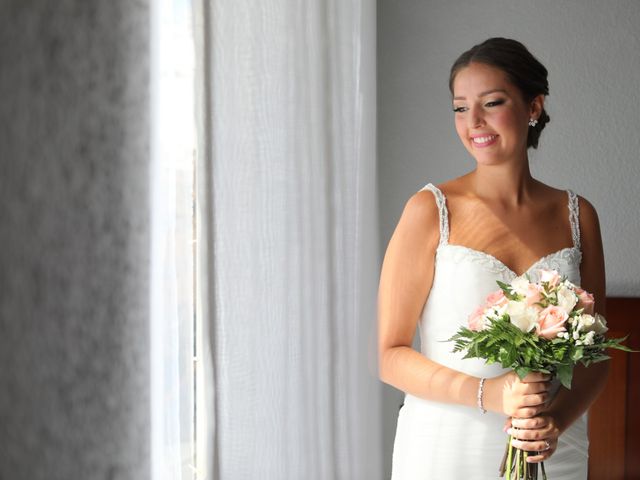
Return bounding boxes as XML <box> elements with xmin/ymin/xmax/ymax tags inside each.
<box><xmin>437</xmin><ymin>244</ymin><xmax>581</xmax><ymax>278</ymax></box>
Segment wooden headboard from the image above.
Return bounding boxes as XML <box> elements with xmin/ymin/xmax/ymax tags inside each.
<box><xmin>588</xmin><ymin>297</ymin><xmax>640</xmax><ymax>480</ymax></box>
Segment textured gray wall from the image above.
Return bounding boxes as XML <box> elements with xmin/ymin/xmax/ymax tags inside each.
<box><xmin>378</xmin><ymin>1</ymin><xmax>640</xmax><ymax>477</ymax></box>
<box><xmin>0</xmin><ymin>2</ymin><xmax>150</xmax><ymax>479</ymax></box>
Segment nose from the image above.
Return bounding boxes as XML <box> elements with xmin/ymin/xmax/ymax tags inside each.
<box><xmin>468</xmin><ymin>105</ymin><xmax>485</xmax><ymax>128</ymax></box>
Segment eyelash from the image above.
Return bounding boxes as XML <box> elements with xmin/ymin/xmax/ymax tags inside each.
<box><xmin>452</xmin><ymin>99</ymin><xmax>505</xmax><ymax>113</ymax></box>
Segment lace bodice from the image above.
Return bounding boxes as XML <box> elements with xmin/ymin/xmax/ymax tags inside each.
<box><xmin>421</xmin><ymin>182</ymin><xmax>582</xmax><ymax>282</ymax></box>
<box><xmin>437</xmin><ymin>244</ymin><xmax>582</xmax><ymax>279</ymax></box>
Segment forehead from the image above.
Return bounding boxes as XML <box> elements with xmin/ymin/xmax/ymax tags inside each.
<box><xmin>452</xmin><ymin>62</ymin><xmax>515</xmax><ymax>98</ymax></box>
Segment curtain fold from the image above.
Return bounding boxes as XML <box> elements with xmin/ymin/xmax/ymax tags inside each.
<box><xmin>198</xmin><ymin>1</ymin><xmax>381</xmax><ymax>478</ymax></box>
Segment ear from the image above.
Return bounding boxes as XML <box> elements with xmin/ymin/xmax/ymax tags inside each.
<box><xmin>529</xmin><ymin>94</ymin><xmax>545</xmax><ymax>120</ymax></box>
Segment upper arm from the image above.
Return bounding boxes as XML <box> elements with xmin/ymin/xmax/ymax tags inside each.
<box><xmin>577</xmin><ymin>195</ymin><xmax>606</xmax><ymax>317</ymax></box>
<box><xmin>377</xmin><ymin>190</ymin><xmax>441</xmax><ymax>369</ymax></box>
<box><xmin>554</xmin><ymin>196</ymin><xmax>609</xmax><ymax>421</ymax></box>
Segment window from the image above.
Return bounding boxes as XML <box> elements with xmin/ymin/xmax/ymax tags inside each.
<box><xmin>151</xmin><ymin>1</ymin><xmax>208</xmax><ymax>478</ymax></box>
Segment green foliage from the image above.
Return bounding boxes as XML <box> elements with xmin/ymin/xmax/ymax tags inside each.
<box><xmin>555</xmin><ymin>364</ymin><xmax>573</xmax><ymax>389</ymax></box>
<box><xmin>447</xmin><ymin>314</ymin><xmax>634</xmax><ymax>390</ymax></box>
<box><xmin>496</xmin><ymin>280</ymin><xmax>521</xmax><ymax>301</ymax></box>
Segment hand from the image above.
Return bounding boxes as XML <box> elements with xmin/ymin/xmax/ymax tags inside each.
<box><xmin>485</xmin><ymin>371</ymin><xmax>551</xmax><ymax>418</ymax></box>
<box><xmin>503</xmin><ymin>415</ymin><xmax>561</xmax><ymax>463</ymax></box>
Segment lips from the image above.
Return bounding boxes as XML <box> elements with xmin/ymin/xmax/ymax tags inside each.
<box><xmin>470</xmin><ymin>134</ymin><xmax>498</xmax><ymax>147</ymax></box>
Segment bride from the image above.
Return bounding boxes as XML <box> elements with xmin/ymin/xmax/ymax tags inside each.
<box><xmin>377</xmin><ymin>38</ymin><xmax>609</xmax><ymax>479</ymax></box>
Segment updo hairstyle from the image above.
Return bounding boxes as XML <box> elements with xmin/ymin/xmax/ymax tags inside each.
<box><xmin>449</xmin><ymin>37</ymin><xmax>550</xmax><ymax>149</ymax></box>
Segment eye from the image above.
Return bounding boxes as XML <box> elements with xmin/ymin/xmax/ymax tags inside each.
<box><xmin>485</xmin><ymin>99</ymin><xmax>505</xmax><ymax>107</ymax></box>
<box><xmin>452</xmin><ymin>106</ymin><xmax>467</xmax><ymax>113</ymax></box>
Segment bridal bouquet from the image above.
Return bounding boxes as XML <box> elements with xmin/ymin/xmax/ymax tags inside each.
<box><xmin>447</xmin><ymin>269</ymin><xmax>633</xmax><ymax>480</ymax></box>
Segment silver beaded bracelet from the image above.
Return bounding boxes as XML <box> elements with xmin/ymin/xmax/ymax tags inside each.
<box><xmin>477</xmin><ymin>377</ymin><xmax>487</xmax><ymax>414</ymax></box>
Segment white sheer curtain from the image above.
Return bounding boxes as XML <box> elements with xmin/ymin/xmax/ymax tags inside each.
<box><xmin>195</xmin><ymin>1</ymin><xmax>381</xmax><ymax>478</ymax></box>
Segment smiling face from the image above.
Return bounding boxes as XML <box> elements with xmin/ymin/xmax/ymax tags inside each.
<box><xmin>451</xmin><ymin>62</ymin><xmax>542</xmax><ymax>165</ymax></box>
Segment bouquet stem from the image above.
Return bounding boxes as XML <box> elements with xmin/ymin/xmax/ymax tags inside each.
<box><xmin>500</xmin><ymin>434</ymin><xmax>545</xmax><ymax>480</ymax></box>
<box><xmin>499</xmin><ymin>439</ymin><xmax>510</xmax><ymax>476</ymax></box>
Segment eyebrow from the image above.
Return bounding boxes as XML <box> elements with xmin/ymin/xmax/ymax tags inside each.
<box><xmin>453</xmin><ymin>88</ymin><xmax>507</xmax><ymax>101</ymax></box>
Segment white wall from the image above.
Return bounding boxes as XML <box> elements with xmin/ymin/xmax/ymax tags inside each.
<box><xmin>378</xmin><ymin>1</ymin><xmax>640</xmax><ymax>477</ymax></box>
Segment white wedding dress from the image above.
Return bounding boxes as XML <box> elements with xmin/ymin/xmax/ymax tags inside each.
<box><xmin>391</xmin><ymin>183</ymin><xmax>589</xmax><ymax>479</ymax></box>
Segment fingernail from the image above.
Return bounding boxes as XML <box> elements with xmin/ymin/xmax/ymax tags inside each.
<box><xmin>506</xmin><ymin>428</ymin><xmax>513</xmax><ymax>435</ymax></box>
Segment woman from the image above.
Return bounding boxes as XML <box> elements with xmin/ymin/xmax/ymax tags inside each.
<box><xmin>378</xmin><ymin>38</ymin><xmax>609</xmax><ymax>479</ymax></box>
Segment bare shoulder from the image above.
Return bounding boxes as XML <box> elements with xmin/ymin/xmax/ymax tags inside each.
<box><xmin>575</xmin><ymin>193</ymin><xmax>604</xmax><ymax>270</ymax></box>
<box><xmin>394</xmin><ymin>187</ymin><xmax>441</xmax><ymax>248</ymax></box>
<box><xmin>539</xmin><ymin>182</ymin><xmax>604</xmax><ymax>253</ymax></box>
<box><xmin>533</xmin><ymin>180</ymin><xmax>570</xmax><ymax>206</ymax></box>
<box><xmin>576</xmin><ymin>194</ymin><xmax>601</xmax><ymax>232</ymax></box>
<box><xmin>380</xmin><ymin>186</ymin><xmax>442</xmax><ymax>281</ymax></box>
<box><xmin>434</xmin><ymin>175</ymin><xmax>467</xmax><ymax>196</ymax></box>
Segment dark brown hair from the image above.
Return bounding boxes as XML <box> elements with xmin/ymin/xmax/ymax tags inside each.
<box><xmin>449</xmin><ymin>37</ymin><xmax>550</xmax><ymax>149</ymax></box>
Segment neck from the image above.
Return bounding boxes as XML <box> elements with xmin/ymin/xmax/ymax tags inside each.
<box><xmin>470</xmin><ymin>156</ymin><xmax>535</xmax><ymax>207</ymax></box>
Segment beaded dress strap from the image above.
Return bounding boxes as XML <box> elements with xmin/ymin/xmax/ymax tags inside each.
<box><xmin>421</xmin><ymin>183</ymin><xmax>450</xmax><ymax>246</ymax></box>
<box><xmin>567</xmin><ymin>189</ymin><xmax>581</xmax><ymax>250</ymax></box>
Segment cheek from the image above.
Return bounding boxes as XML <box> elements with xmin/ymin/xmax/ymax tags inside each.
<box><xmin>493</xmin><ymin>110</ymin><xmax>519</xmax><ymax>129</ymax></box>
<box><xmin>500</xmin><ymin>105</ymin><xmax>529</xmax><ymax>127</ymax></box>
<box><xmin>494</xmin><ymin>111</ymin><xmax>528</xmax><ymax>142</ymax></box>
<box><xmin>454</xmin><ymin>117</ymin><xmax>468</xmax><ymax>140</ymax></box>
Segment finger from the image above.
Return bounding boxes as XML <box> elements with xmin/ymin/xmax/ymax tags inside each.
<box><xmin>526</xmin><ymin>440</ymin><xmax>557</xmax><ymax>463</ymax></box>
<box><xmin>503</xmin><ymin>418</ymin><xmax>512</xmax><ymax>433</ymax></box>
<box><xmin>508</xmin><ymin>426</ymin><xmax>548</xmax><ymax>441</ymax></box>
<box><xmin>522</xmin><ymin>392</ymin><xmax>548</xmax><ymax>407</ymax></box>
<box><xmin>526</xmin><ymin>451</ymin><xmax>553</xmax><ymax>463</ymax></box>
<box><xmin>515</xmin><ymin>406</ymin><xmax>543</xmax><ymax>418</ymax></box>
<box><xmin>511</xmin><ymin>416</ymin><xmax>548</xmax><ymax>430</ymax></box>
<box><xmin>510</xmin><ymin>438</ymin><xmax>552</xmax><ymax>453</ymax></box>
<box><xmin>524</xmin><ymin>381</ymin><xmax>551</xmax><ymax>394</ymax></box>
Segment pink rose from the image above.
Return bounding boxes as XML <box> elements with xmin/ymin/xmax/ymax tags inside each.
<box><xmin>575</xmin><ymin>287</ymin><xmax>595</xmax><ymax>315</ymax></box>
<box><xmin>539</xmin><ymin>269</ymin><xmax>561</xmax><ymax>288</ymax></box>
<box><xmin>536</xmin><ymin>305</ymin><xmax>568</xmax><ymax>339</ymax></box>
<box><xmin>485</xmin><ymin>289</ymin><xmax>507</xmax><ymax>307</ymax></box>
<box><xmin>468</xmin><ymin>305</ymin><xmax>486</xmax><ymax>332</ymax></box>
<box><xmin>524</xmin><ymin>284</ymin><xmax>543</xmax><ymax>308</ymax></box>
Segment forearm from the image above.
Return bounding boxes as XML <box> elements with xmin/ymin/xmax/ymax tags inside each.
<box><xmin>545</xmin><ymin>360</ymin><xmax>609</xmax><ymax>433</ymax></box>
<box><xmin>380</xmin><ymin>346</ymin><xmax>479</xmax><ymax>408</ymax></box>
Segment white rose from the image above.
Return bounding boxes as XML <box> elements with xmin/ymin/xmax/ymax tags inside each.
<box><xmin>593</xmin><ymin>313</ymin><xmax>609</xmax><ymax>335</ymax></box>
<box><xmin>505</xmin><ymin>300</ymin><xmax>539</xmax><ymax>333</ymax></box>
<box><xmin>490</xmin><ymin>303</ymin><xmax>508</xmax><ymax>318</ymax></box>
<box><xmin>579</xmin><ymin>314</ymin><xmax>595</xmax><ymax>331</ymax></box>
<box><xmin>583</xmin><ymin>331</ymin><xmax>596</xmax><ymax>345</ymax></box>
<box><xmin>579</xmin><ymin>313</ymin><xmax>608</xmax><ymax>335</ymax></box>
<box><xmin>557</xmin><ymin>286</ymin><xmax>578</xmax><ymax>314</ymax></box>
<box><xmin>510</xmin><ymin>276</ymin><xmax>530</xmax><ymax>296</ymax></box>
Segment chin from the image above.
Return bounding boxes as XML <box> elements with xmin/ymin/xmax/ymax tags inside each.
<box><xmin>468</xmin><ymin>146</ymin><xmax>518</xmax><ymax>166</ymax></box>
<box><xmin>467</xmin><ymin>149</ymin><xmax>503</xmax><ymax>165</ymax></box>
